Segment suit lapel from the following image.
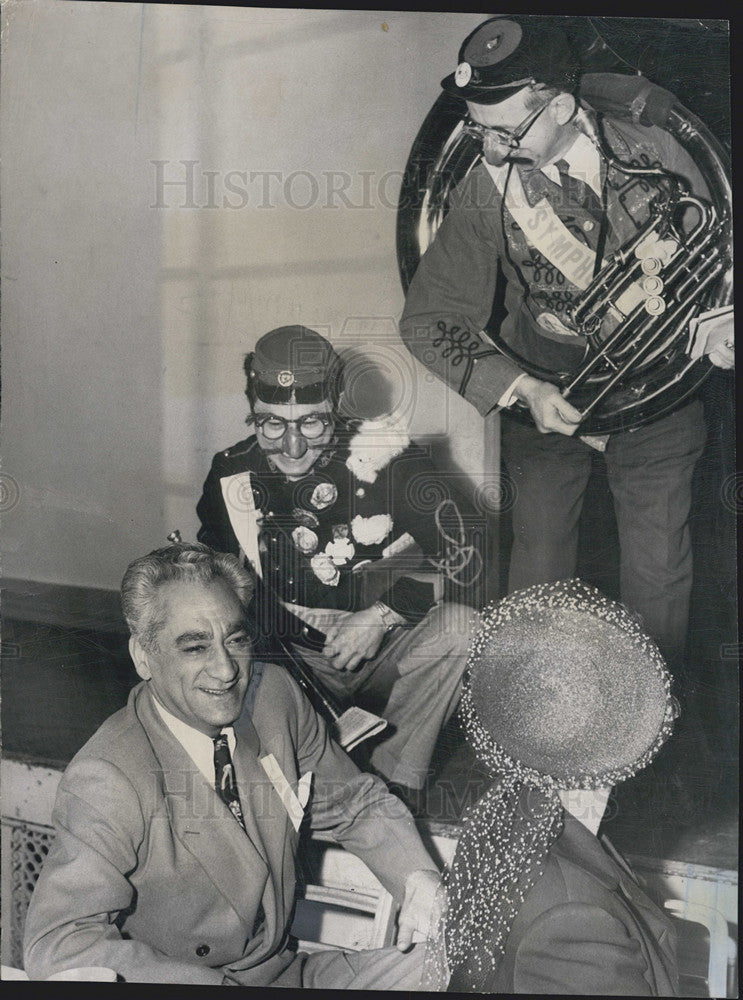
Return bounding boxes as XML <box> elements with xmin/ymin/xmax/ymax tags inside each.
<box><xmin>233</xmin><ymin>666</ymin><xmax>294</xmax><ymax>916</ymax></box>
<box><xmin>134</xmin><ymin>685</ymin><xmax>271</xmax><ymax>930</ymax></box>
<box><xmin>598</xmin><ymin>832</ymin><xmax>678</xmax><ymax>971</ymax></box>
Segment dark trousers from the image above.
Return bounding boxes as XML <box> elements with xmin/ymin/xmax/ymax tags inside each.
<box><xmin>501</xmin><ymin>401</ymin><xmax>707</xmax><ymax>668</ymax></box>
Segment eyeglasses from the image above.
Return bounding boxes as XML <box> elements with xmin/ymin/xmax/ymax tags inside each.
<box><xmin>463</xmin><ymin>99</ymin><xmax>552</xmax><ymax>149</ymax></box>
<box><xmin>253</xmin><ymin>413</ymin><xmax>333</xmax><ymax>441</ymax></box>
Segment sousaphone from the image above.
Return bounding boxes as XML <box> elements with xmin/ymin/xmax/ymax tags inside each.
<box><xmin>396</xmin><ymin>18</ymin><xmax>732</xmax><ymax>435</ymax></box>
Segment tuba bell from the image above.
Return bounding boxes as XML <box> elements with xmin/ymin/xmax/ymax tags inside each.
<box><xmin>397</xmin><ymin>49</ymin><xmax>732</xmax><ymax>435</ymax></box>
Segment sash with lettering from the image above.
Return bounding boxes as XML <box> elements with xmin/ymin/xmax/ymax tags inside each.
<box><xmin>485</xmin><ymin>160</ymin><xmax>654</xmax><ymax>342</ymax></box>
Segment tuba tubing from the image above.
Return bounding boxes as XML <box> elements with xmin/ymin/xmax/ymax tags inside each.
<box><xmin>397</xmin><ymin>71</ymin><xmax>732</xmax><ymax>434</ymax></box>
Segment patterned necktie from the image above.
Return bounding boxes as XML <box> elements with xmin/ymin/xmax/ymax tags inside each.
<box><xmin>213</xmin><ymin>733</ymin><xmax>265</xmax><ymax>936</ymax></box>
<box><xmin>213</xmin><ymin>733</ymin><xmax>246</xmax><ymax>832</ymax></box>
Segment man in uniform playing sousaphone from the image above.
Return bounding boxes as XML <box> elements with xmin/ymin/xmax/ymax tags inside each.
<box><xmin>400</xmin><ymin>15</ymin><xmax>733</xmax><ymax>675</ymax></box>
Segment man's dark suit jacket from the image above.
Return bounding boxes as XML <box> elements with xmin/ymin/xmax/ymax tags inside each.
<box><xmin>23</xmin><ymin>662</ymin><xmax>435</xmax><ymax>985</ymax></box>
<box><xmin>448</xmin><ymin>809</ymin><xmax>678</xmax><ymax>995</ymax></box>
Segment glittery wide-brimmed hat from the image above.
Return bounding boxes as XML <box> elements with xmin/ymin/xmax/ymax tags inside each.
<box><xmin>441</xmin><ymin>15</ymin><xmax>581</xmax><ymax>105</ymax></box>
<box><xmin>463</xmin><ymin>577</ymin><xmax>676</xmax><ymax>788</ymax></box>
<box><xmin>244</xmin><ymin>325</ymin><xmax>344</xmax><ymax>405</ymax></box>
<box><xmin>424</xmin><ymin>579</ymin><xmax>676</xmax><ymax>989</ymax></box>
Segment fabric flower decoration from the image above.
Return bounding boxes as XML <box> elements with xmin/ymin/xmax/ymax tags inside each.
<box><xmin>346</xmin><ymin>413</ymin><xmax>410</xmax><ymax>484</ymax></box>
<box><xmin>311</xmin><ymin>552</ymin><xmax>340</xmax><ymax>586</ymax></box>
<box><xmin>293</xmin><ymin>508</ymin><xmax>320</xmax><ymax>529</ymax></box>
<box><xmin>351</xmin><ymin>513</ymin><xmax>393</xmax><ymax>547</ymax></box>
<box><xmin>325</xmin><ymin>537</ymin><xmax>355</xmax><ymax>566</ymax></box>
<box><xmin>292</xmin><ymin>525</ymin><xmax>318</xmax><ymax>555</ymax></box>
<box><xmin>310</xmin><ymin>482</ymin><xmax>338</xmax><ymax>510</ymax></box>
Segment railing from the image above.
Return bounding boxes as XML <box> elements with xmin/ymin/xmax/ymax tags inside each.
<box><xmin>1</xmin><ymin>758</ymin><xmax>737</xmax><ymax>994</ymax></box>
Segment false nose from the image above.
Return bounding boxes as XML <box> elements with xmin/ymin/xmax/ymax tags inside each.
<box><xmin>283</xmin><ymin>428</ymin><xmax>308</xmax><ymax>459</ymax></box>
<box><xmin>482</xmin><ymin>135</ymin><xmax>510</xmax><ymax>166</ymax></box>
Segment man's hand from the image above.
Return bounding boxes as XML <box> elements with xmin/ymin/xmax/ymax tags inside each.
<box><xmin>514</xmin><ymin>375</ymin><xmax>582</xmax><ymax>435</ymax></box>
<box><xmin>705</xmin><ymin>310</ymin><xmax>734</xmax><ymax>370</ymax></box>
<box><xmin>396</xmin><ymin>869</ymin><xmax>443</xmax><ymax>952</ymax></box>
<box><xmin>688</xmin><ymin>305</ymin><xmax>734</xmax><ymax>369</ymax></box>
<box><xmin>322</xmin><ymin>607</ymin><xmax>387</xmax><ymax>671</ymax></box>
<box><xmin>708</xmin><ymin>339</ymin><xmax>735</xmax><ymax>369</ymax></box>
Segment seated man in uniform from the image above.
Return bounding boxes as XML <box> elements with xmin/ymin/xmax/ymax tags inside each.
<box><xmin>196</xmin><ymin>324</ymin><xmax>479</xmax><ymax>802</ymax></box>
<box><xmin>24</xmin><ymin>542</ymin><xmax>441</xmax><ymax>987</ymax></box>
<box><xmin>423</xmin><ymin>579</ymin><xmax>680</xmax><ymax>995</ymax></box>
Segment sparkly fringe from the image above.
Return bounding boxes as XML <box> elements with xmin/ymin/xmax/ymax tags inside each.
<box><xmin>441</xmin><ymin>776</ymin><xmax>564</xmax><ymax>986</ymax></box>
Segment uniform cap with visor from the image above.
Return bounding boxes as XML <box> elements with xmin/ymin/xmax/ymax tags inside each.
<box><xmin>244</xmin><ymin>325</ymin><xmax>344</xmax><ymax>405</ymax></box>
<box><xmin>441</xmin><ymin>15</ymin><xmax>581</xmax><ymax>105</ymax></box>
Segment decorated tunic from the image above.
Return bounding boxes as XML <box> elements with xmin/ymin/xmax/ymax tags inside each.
<box><xmin>197</xmin><ymin>417</ymin><xmax>478</xmax><ymax>623</ymax></box>
<box><xmin>399</xmin><ymin>114</ymin><xmax>709</xmax><ymax>414</ymax></box>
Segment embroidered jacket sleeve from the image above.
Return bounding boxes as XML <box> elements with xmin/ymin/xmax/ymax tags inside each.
<box><xmin>196</xmin><ymin>434</ymin><xmax>482</xmax><ymax>623</ymax></box>
<box><xmin>377</xmin><ymin>443</ymin><xmax>479</xmax><ymax>622</ymax></box>
<box><xmin>400</xmin><ymin>167</ymin><xmax>524</xmax><ymax>415</ymax></box>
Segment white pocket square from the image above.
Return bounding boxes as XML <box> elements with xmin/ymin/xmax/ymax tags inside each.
<box><xmin>259</xmin><ymin>754</ymin><xmax>312</xmax><ymax>832</ymax></box>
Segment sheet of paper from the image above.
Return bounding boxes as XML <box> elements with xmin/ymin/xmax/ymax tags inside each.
<box><xmin>687</xmin><ymin>305</ymin><xmax>734</xmax><ymax>360</ymax></box>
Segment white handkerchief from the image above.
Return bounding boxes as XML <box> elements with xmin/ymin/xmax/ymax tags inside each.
<box><xmin>297</xmin><ymin>770</ymin><xmax>313</xmax><ymax>810</ymax></box>
<box><xmin>259</xmin><ymin>753</ymin><xmax>312</xmax><ymax>832</ymax></box>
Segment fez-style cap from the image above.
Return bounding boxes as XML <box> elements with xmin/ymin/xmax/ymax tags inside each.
<box><xmin>441</xmin><ymin>16</ymin><xmax>581</xmax><ymax>104</ymax></box>
<box><xmin>463</xmin><ymin>579</ymin><xmax>676</xmax><ymax>788</ymax></box>
<box><xmin>245</xmin><ymin>325</ymin><xmax>344</xmax><ymax>404</ymax></box>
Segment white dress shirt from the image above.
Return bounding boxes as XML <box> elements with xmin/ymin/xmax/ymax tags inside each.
<box><xmin>558</xmin><ymin>787</ymin><xmax>611</xmax><ymax>835</ymax></box>
<box><xmin>539</xmin><ymin>131</ymin><xmax>603</xmax><ymax>198</ymax></box>
<box><xmin>153</xmin><ymin>695</ymin><xmax>237</xmax><ymax>786</ymax></box>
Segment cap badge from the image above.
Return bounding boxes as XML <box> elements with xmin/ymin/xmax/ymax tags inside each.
<box><xmin>277</xmin><ymin>370</ymin><xmax>295</xmax><ymax>387</ymax></box>
<box><xmin>455</xmin><ymin>61</ymin><xmax>472</xmax><ymax>87</ymax></box>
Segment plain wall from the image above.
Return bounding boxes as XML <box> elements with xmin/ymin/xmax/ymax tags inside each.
<box><xmin>1</xmin><ymin>3</ymin><xmax>494</xmax><ymax>590</ymax></box>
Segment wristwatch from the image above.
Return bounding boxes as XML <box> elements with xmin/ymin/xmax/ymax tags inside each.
<box><xmin>372</xmin><ymin>601</ymin><xmax>399</xmax><ymax>632</ymax></box>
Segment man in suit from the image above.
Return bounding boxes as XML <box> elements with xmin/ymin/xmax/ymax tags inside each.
<box><xmin>423</xmin><ymin>579</ymin><xmax>679</xmax><ymax>995</ymax></box>
<box><xmin>23</xmin><ymin>542</ymin><xmax>441</xmax><ymax>986</ymax></box>
<box><xmin>474</xmin><ymin>800</ymin><xmax>678</xmax><ymax>995</ymax></box>
<box><xmin>196</xmin><ymin>324</ymin><xmax>479</xmax><ymax>802</ymax></box>
<box><xmin>399</xmin><ymin>15</ymin><xmax>733</xmax><ymax>672</ymax></box>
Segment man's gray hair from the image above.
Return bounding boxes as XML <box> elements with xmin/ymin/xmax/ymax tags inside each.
<box><xmin>121</xmin><ymin>542</ymin><xmax>255</xmax><ymax>650</ymax></box>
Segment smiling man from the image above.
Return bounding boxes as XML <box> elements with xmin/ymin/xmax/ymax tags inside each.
<box><xmin>131</xmin><ymin>574</ymin><xmax>254</xmax><ymax>736</ymax></box>
<box><xmin>196</xmin><ymin>325</ymin><xmax>478</xmax><ymax>805</ymax></box>
<box><xmin>23</xmin><ymin>543</ymin><xmax>442</xmax><ymax>987</ymax></box>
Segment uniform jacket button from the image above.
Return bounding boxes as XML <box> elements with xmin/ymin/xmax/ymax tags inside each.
<box><xmin>196</xmin><ymin>943</ymin><xmax>210</xmax><ymax>957</ymax></box>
